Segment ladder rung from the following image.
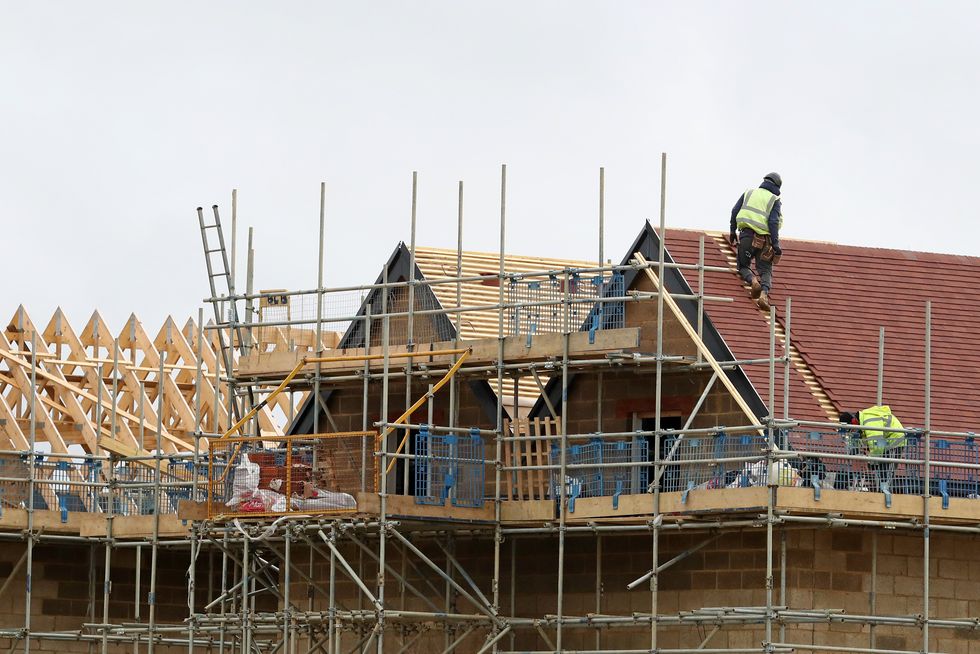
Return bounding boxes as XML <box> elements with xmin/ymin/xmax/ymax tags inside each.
<box><xmin>202</xmin><ymin>223</ymin><xmax>221</xmax><ymax>230</ymax></box>
<box><xmin>210</xmin><ymin>272</ymin><xmax>230</xmax><ymax>278</ymax></box>
<box><xmin>206</xmin><ymin>248</ymin><xmax>224</xmax><ymax>254</ymax></box>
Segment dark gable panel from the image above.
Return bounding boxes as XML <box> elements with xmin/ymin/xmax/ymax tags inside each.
<box><xmin>288</xmin><ymin>242</ymin><xmax>507</xmax><ymax>435</ymax></box>
<box><xmin>529</xmin><ymin>221</ymin><xmax>769</xmax><ymax>420</ymax></box>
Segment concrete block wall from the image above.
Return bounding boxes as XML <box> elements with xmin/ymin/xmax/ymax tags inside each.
<box><xmin>290</xmin><ymin>527</ymin><xmax>980</xmax><ymax>653</ymax></box>
<box><xmin>312</xmin><ymin>378</ymin><xmax>487</xmax><ymax>436</ymax></box>
<box><xmin>0</xmin><ymin>541</ymin><xmax>253</xmax><ymax>654</ymax></box>
<box><xmin>563</xmin><ymin>368</ymin><xmax>746</xmax><ymax>438</ymax></box>
<box><xmin>0</xmin><ymin>524</ymin><xmax>975</xmax><ymax>652</ymax></box>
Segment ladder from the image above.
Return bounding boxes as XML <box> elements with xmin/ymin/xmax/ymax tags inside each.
<box><xmin>197</xmin><ymin>205</ymin><xmax>253</xmax><ymax>425</ymax></box>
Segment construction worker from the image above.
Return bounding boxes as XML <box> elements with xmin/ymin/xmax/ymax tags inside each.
<box><xmin>839</xmin><ymin>406</ymin><xmax>906</xmax><ymax>493</ymax></box>
<box><xmin>729</xmin><ymin>172</ymin><xmax>783</xmax><ymax>311</ymax></box>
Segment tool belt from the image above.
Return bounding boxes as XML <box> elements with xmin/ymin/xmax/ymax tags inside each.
<box><xmin>752</xmin><ymin>233</ymin><xmax>781</xmax><ymax>265</ymax></box>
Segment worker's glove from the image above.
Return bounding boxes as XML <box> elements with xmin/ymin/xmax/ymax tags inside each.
<box><xmin>729</xmin><ymin>232</ymin><xmax>737</xmax><ymax>247</ymax></box>
<box><xmin>772</xmin><ymin>244</ymin><xmax>782</xmax><ymax>256</ymax></box>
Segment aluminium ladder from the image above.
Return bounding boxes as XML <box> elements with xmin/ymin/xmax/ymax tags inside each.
<box><xmin>197</xmin><ymin>205</ymin><xmax>254</xmax><ymax>425</ymax></box>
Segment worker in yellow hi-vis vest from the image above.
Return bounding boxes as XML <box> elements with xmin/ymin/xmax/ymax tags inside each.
<box><xmin>729</xmin><ymin>172</ymin><xmax>784</xmax><ymax>312</ymax></box>
<box><xmin>840</xmin><ymin>406</ymin><xmax>906</xmax><ymax>493</ymax></box>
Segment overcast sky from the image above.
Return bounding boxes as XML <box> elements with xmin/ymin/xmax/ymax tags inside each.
<box><xmin>3</xmin><ymin>2</ymin><xmax>978</xmax><ymax>333</ymax></box>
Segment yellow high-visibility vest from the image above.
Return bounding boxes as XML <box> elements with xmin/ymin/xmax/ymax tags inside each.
<box><xmin>859</xmin><ymin>405</ymin><xmax>904</xmax><ymax>456</ymax></box>
<box><xmin>735</xmin><ymin>188</ymin><xmax>783</xmax><ymax>235</ymax></box>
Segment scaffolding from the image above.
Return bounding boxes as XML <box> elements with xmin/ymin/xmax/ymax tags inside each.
<box><xmin>0</xmin><ymin>161</ymin><xmax>975</xmax><ymax>654</ymax></box>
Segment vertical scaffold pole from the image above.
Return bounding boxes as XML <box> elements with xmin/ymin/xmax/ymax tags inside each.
<box><xmin>697</xmin><ymin>234</ymin><xmax>705</xmax><ymax>363</ymax></box>
<box><xmin>766</xmin><ymin>306</ymin><xmax>777</xmax><ymax>651</ymax></box>
<box><xmin>780</xmin><ymin>299</ymin><xmax>791</xmax><ymax>646</ymax></box>
<box><xmin>449</xmin><ymin>180</ymin><xmax>463</xmax><ymax>435</ymax></box>
<box><xmin>405</xmin><ymin>171</ymin><xmax>418</xmax><ymax>496</ymax></box>
<box><xmin>493</xmin><ymin>164</ymin><xmax>507</xmax><ymax>652</ymax></box>
<box><xmin>871</xmin><ymin>323</ymin><xmax>884</xmax><ymax>650</ymax></box>
<box><xmin>283</xmin><ymin>527</ymin><xmax>291</xmax><ymax>654</ymax></box>
<box><xmin>597</xmin><ymin>168</ymin><xmax>607</xmax><ymax>556</ymax></box>
<box><xmin>190</xmin><ymin>309</ymin><xmax>204</xmax><ymax>654</ymax></box>
<box><xmin>922</xmin><ymin>301</ymin><xmax>932</xmax><ymax>653</ymax></box>
<box><xmin>877</xmin><ymin>326</ymin><xmax>885</xmax><ymax>407</ymax></box>
<box><xmin>556</xmin><ymin>268</ymin><xmax>571</xmax><ymax>652</ymax></box>
<box><xmin>595</xmin><ymin>534</ymin><xmax>603</xmax><ymax>650</ymax></box>
<box><xmin>101</xmin><ymin>341</ymin><xmax>119</xmax><ymax>654</ymax></box>
<box><xmin>23</xmin><ymin>329</ymin><xmax>37</xmax><ymax>654</ymax></box>
<box><xmin>314</xmin><ymin>182</ymin><xmax>326</xmax><ymax>436</ymax></box>
<box><xmin>147</xmin><ymin>353</ymin><xmax>165</xmax><ymax>654</ymax></box>
<box><xmin>784</xmin><ymin>299</ymin><xmax>792</xmax><ymax>424</ymax></box>
<box><xmin>218</xmin><ymin>529</ymin><xmax>228</xmax><ymax>654</ymax></box>
<box><xmin>651</xmin><ymin>151</ymin><xmax>667</xmax><ymax>652</ymax></box>
<box><xmin>329</xmin><ymin>524</ymin><xmax>337</xmax><ymax>653</ymax></box>
<box><xmin>598</xmin><ymin>166</ymin><xmax>605</xmax><ymax>268</ymax></box>
<box><xmin>377</xmin><ymin>262</ymin><xmax>391</xmax><ymax>654</ymax></box>
<box><xmin>241</xmin><ymin>533</ymin><xmax>251</xmax><ymax>654</ymax></box>
<box><xmin>231</xmin><ymin>189</ymin><xmax>238</xmax><ymax>296</ymax></box>
<box><xmin>361</xmin><ymin>304</ymin><xmax>372</xmax><ymax>491</ymax></box>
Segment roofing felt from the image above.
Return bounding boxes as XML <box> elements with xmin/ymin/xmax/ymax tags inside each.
<box><xmin>665</xmin><ymin>229</ymin><xmax>980</xmax><ymax>435</ymax></box>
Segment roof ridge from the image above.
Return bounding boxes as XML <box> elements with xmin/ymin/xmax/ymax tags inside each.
<box><xmin>708</xmin><ymin>234</ymin><xmax>839</xmax><ymax>422</ymax></box>
<box><xmin>671</xmin><ymin>228</ymin><xmax>980</xmax><ymax>262</ymax></box>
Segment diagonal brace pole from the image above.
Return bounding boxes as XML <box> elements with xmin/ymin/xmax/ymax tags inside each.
<box><xmin>436</xmin><ymin>540</ymin><xmax>494</xmax><ymax>614</ymax></box>
<box><xmin>387</xmin><ymin>527</ymin><xmax>502</xmax><ymax>627</ymax></box>
<box><xmin>385</xmin><ymin>349</ymin><xmax>471</xmax><ymax>475</ymax></box>
<box><xmin>317</xmin><ymin>530</ymin><xmax>383</xmax><ymax>611</ymax></box>
<box><xmin>627</xmin><ymin>533</ymin><xmax>722</xmax><ymax>590</ymax></box>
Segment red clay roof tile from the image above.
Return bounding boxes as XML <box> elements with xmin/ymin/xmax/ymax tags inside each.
<box><xmin>664</xmin><ymin>229</ymin><xmax>980</xmax><ymax>435</ymax></box>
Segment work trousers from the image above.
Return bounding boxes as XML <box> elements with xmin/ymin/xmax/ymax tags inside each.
<box><xmin>737</xmin><ymin>231</ymin><xmax>773</xmax><ymax>292</ymax></box>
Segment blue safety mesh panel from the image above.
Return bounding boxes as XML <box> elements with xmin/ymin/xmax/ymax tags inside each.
<box><xmin>453</xmin><ymin>433</ymin><xmax>486</xmax><ymax>508</ymax></box>
<box><xmin>549</xmin><ymin>437</ymin><xmax>647</xmax><ymax>500</ymax></box>
<box><xmin>906</xmin><ymin>436</ymin><xmax>979</xmax><ymax>501</ymax></box>
<box><xmin>787</xmin><ymin>430</ymin><xmax>851</xmax><ymax>491</ymax></box>
<box><xmin>659</xmin><ymin>432</ymin><xmax>771</xmax><ymax>492</ymax></box>
<box><xmin>415</xmin><ymin>427</ymin><xmax>485</xmax><ymax>508</ymax></box>
<box><xmin>785</xmin><ymin>429</ymin><xmax>921</xmax><ymax>496</ymax></box>
<box><xmin>584</xmin><ymin>272</ymin><xmax>625</xmax><ymax>339</ymax></box>
<box><xmin>507</xmin><ymin>272</ymin><xmax>625</xmax><ymax>337</ymax></box>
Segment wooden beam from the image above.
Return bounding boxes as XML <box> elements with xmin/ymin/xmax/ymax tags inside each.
<box><xmin>0</xmin><ymin>333</ymin><xmax>70</xmax><ymax>454</ymax></box>
<box><xmin>0</xmin><ymin>348</ymin><xmax>194</xmax><ymax>451</ymax></box>
<box><xmin>0</xmin><ymin>392</ymin><xmax>30</xmax><ymax>450</ymax></box>
<box><xmin>45</xmin><ymin>310</ymin><xmax>142</xmax><ymax>452</ymax></box>
<box><xmin>237</xmin><ymin>327</ymin><xmax>642</xmax><ymax>378</ymax></box>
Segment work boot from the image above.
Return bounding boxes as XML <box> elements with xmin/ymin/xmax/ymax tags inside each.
<box><xmin>749</xmin><ymin>278</ymin><xmax>762</xmax><ymax>299</ymax></box>
<box><xmin>756</xmin><ymin>291</ymin><xmax>771</xmax><ymax>312</ymax></box>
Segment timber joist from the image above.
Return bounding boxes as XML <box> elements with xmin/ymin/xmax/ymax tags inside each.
<box><xmin>236</xmin><ymin>327</ymin><xmax>643</xmax><ymax>381</ymax></box>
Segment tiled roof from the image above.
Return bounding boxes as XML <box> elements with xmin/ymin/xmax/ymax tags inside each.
<box><xmin>663</xmin><ymin>230</ymin><xmax>835</xmax><ymax>426</ymax></box>
<box><xmin>665</xmin><ymin>229</ymin><xmax>980</xmax><ymax>435</ymax></box>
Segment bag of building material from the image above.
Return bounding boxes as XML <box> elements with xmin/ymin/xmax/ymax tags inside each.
<box><xmin>726</xmin><ymin>460</ymin><xmax>801</xmax><ymax>488</ymax></box>
<box><xmin>290</xmin><ymin>490</ymin><xmax>357</xmax><ymax>512</ymax></box>
<box><xmin>252</xmin><ymin>488</ymin><xmax>288</xmax><ymax>513</ymax></box>
<box><xmin>227</xmin><ymin>454</ymin><xmax>261</xmax><ymax>507</ymax></box>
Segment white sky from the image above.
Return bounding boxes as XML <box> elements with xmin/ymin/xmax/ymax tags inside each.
<box><xmin>3</xmin><ymin>2</ymin><xmax>979</xmax><ymax>333</ymax></box>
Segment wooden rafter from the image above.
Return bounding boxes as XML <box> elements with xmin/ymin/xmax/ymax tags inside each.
<box><xmin>0</xmin><ymin>307</ymin><xmax>312</xmax><ymax>456</ymax></box>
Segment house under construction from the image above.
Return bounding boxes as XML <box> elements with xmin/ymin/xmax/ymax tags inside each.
<box><xmin>2</xmin><ymin>165</ymin><xmax>980</xmax><ymax>654</ymax></box>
